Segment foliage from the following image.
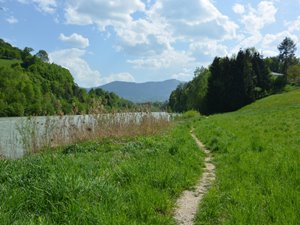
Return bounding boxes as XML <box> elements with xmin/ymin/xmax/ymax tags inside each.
<box><xmin>287</xmin><ymin>64</ymin><xmax>300</xmax><ymax>84</ymax></box>
<box><xmin>169</xmin><ymin>49</ymin><xmax>271</xmax><ymax>114</ymax></box>
<box><xmin>182</xmin><ymin>110</ymin><xmax>200</xmax><ymax>119</ymax></box>
<box><xmin>0</xmin><ymin>39</ymin><xmax>22</xmax><ymax>60</ymax></box>
<box><xmin>0</xmin><ymin>39</ymin><xmax>134</xmax><ymax>117</ymax></box>
<box><xmin>137</xmin><ymin>101</ymin><xmax>169</xmax><ymax>112</ymax></box>
<box><xmin>195</xmin><ymin>89</ymin><xmax>300</xmax><ymax>225</ymax></box>
<box><xmin>169</xmin><ymin>67</ymin><xmax>209</xmax><ymax>113</ymax></box>
<box><xmin>0</xmin><ymin>122</ymin><xmax>204</xmax><ymax>225</ymax></box>
<box><xmin>206</xmin><ymin>48</ymin><xmax>272</xmax><ymax>114</ymax></box>
<box><xmin>265</xmin><ymin>56</ymin><xmax>281</xmax><ymax>73</ymax></box>
<box><xmin>278</xmin><ymin>37</ymin><xmax>297</xmax><ymax>74</ymax></box>
<box><xmin>35</xmin><ymin>50</ymin><xmax>49</xmax><ymax>63</ymax></box>
<box><xmin>169</xmin><ymin>37</ymin><xmax>300</xmax><ymax>115</ymax></box>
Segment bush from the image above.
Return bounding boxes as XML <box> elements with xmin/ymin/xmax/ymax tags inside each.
<box><xmin>182</xmin><ymin>110</ymin><xmax>200</xmax><ymax>119</ymax></box>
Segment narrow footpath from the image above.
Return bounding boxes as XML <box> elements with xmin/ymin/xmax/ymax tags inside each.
<box><xmin>174</xmin><ymin>130</ymin><xmax>216</xmax><ymax>225</ymax></box>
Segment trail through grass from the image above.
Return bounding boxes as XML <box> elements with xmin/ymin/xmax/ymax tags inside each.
<box><xmin>194</xmin><ymin>89</ymin><xmax>300</xmax><ymax>225</ymax></box>
<box><xmin>0</xmin><ymin>122</ymin><xmax>204</xmax><ymax>225</ymax></box>
<box><xmin>174</xmin><ymin>130</ymin><xmax>215</xmax><ymax>225</ymax></box>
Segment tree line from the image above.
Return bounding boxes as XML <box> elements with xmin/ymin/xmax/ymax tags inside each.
<box><xmin>169</xmin><ymin>37</ymin><xmax>300</xmax><ymax>114</ymax></box>
<box><xmin>0</xmin><ymin>39</ymin><xmax>134</xmax><ymax>117</ymax></box>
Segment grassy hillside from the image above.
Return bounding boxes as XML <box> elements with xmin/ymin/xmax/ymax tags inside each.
<box><xmin>194</xmin><ymin>89</ymin><xmax>300</xmax><ymax>224</ymax></box>
<box><xmin>0</xmin><ymin>122</ymin><xmax>204</xmax><ymax>225</ymax></box>
<box><xmin>0</xmin><ymin>59</ymin><xmax>21</xmax><ymax>67</ymax></box>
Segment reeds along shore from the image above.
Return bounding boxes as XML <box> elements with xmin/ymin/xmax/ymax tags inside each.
<box><xmin>16</xmin><ymin>112</ymin><xmax>172</xmax><ymax>155</ymax></box>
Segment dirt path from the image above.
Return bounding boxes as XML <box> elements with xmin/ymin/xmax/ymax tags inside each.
<box><xmin>174</xmin><ymin>130</ymin><xmax>215</xmax><ymax>225</ymax></box>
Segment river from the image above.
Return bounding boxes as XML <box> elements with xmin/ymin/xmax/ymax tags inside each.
<box><xmin>0</xmin><ymin>112</ymin><xmax>172</xmax><ymax>159</ymax></box>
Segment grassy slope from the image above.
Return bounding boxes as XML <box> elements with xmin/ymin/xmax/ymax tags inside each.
<box><xmin>194</xmin><ymin>89</ymin><xmax>300</xmax><ymax>225</ymax></box>
<box><xmin>0</xmin><ymin>59</ymin><xmax>21</xmax><ymax>67</ymax></box>
<box><xmin>0</xmin><ymin>122</ymin><xmax>204</xmax><ymax>225</ymax></box>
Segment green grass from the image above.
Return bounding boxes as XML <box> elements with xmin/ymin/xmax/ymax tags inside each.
<box><xmin>181</xmin><ymin>110</ymin><xmax>201</xmax><ymax>119</ymax></box>
<box><xmin>194</xmin><ymin>89</ymin><xmax>300</xmax><ymax>225</ymax></box>
<box><xmin>0</xmin><ymin>59</ymin><xmax>21</xmax><ymax>67</ymax></box>
<box><xmin>0</xmin><ymin>122</ymin><xmax>204</xmax><ymax>225</ymax></box>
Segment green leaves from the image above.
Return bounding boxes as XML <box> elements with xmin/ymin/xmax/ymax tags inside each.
<box><xmin>0</xmin><ymin>39</ymin><xmax>135</xmax><ymax>117</ymax></box>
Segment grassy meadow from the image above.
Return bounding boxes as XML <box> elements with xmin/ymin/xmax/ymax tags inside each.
<box><xmin>194</xmin><ymin>89</ymin><xmax>300</xmax><ymax>225</ymax></box>
<box><xmin>1</xmin><ymin>86</ymin><xmax>299</xmax><ymax>225</ymax></box>
<box><xmin>0</xmin><ymin>121</ymin><xmax>204</xmax><ymax>225</ymax></box>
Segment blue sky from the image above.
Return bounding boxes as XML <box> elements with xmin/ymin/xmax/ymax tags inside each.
<box><xmin>1</xmin><ymin>0</ymin><xmax>300</xmax><ymax>87</ymax></box>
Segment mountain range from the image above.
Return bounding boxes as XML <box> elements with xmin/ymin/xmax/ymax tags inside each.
<box><xmin>97</xmin><ymin>79</ymin><xmax>182</xmax><ymax>103</ymax></box>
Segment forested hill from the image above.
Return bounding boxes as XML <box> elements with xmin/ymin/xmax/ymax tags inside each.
<box><xmin>0</xmin><ymin>39</ymin><xmax>134</xmax><ymax>117</ymax></box>
<box><xmin>99</xmin><ymin>79</ymin><xmax>182</xmax><ymax>103</ymax></box>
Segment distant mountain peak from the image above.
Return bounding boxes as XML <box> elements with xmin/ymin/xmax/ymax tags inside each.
<box><xmin>98</xmin><ymin>79</ymin><xmax>182</xmax><ymax>103</ymax></box>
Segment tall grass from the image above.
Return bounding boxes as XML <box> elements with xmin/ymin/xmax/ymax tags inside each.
<box><xmin>194</xmin><ymin>89</ymin><xmax>300</xmax><ymax>225</ymax></box>
<box><xmin>0</xmin><ymin>120</ymin><xmax>204</xmax><ymax>225</ymax></box>
<box><xmin>16</xmin><ymin>112</ymin><xmax>171</xmax><ymax>155</ymax></box>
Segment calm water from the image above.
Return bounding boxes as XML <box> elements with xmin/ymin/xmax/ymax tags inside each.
<box><xmin>0</xmin><ymin>113</ymin><xmax>171</xmax><ymax>159</ymax></box>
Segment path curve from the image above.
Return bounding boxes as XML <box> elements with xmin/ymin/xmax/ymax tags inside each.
<box><xmin>174</xmin><ymin>130</ymin><xmax>215</xmax><ymax>225</ymax></box>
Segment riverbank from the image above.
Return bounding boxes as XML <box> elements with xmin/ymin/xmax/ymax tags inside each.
<box><xmin>0</xmin><ymin>120</ymin><xmax>204</xmax><ymax>225</ymax></box>
<box><xmin>0</xmin><ymin>112</ymin><xmax>172</xmax><ymax>159</ymax></box>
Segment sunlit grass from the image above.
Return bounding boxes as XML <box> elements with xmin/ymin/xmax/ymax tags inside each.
<box><xmin>16</xmin><ymin>112</ymin><xmax>172</xmax><ymax>155</ymax></box>
<box><xmin>194</xmin><ymin>89</ymin><xmax>300</xmax><ymax>225</ymax></box>
<box><xmin>0</xmin><ymin>121</ymin><xmax>204</xmax><ymax>225</ymax></box>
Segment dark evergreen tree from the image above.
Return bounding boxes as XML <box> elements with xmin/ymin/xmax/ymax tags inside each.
<box><xmin>252</xmin><ymin>52</ymin><xmax>271</xmax><ymax>98</ymax></box>
<box><xmin>169</xmin><ymin>48</ymin><xmax>274</xmax><ymax>115</ymax></box>
<box><xmin>278</xmin><ymin>37</ymin><xmax>297</xmax><ymax>74</ymax></box>
<box><xmin>206</xmin><ymin>57</ymin><xmax>225</xmax><ymax>114</ymax></box>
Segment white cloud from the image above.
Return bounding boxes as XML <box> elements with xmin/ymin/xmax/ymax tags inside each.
<box><xmin>49</xmin><ymin>48</ymin><xmax>102</xmax><ymax>87</ymax></box>
<box><xmin>127</xmin><ymin>47</ymin><xmax>195</xmax><ymax>69</ymax></box>
<box><xmin>235</xmin><ymin>32</ymin><xmax>263</xmax><ymax>50</ymax></box>
<box><xmin>65</xmin><ymin>0</ymin><xmax>145</xmax><ymax>27</ymax></box>
<box><xmin>64</xmin><ymin>0</ymin><xmax>171</xmax><ymax>48</ymax></box>
<box><xmin>104</xmin><ymin>73</ymin><xmax>135</xmax><ymax>84</ymax></box>
<box><xmin>59</xmin><ymin>33</ymin><xmax>89</xmax><ymax>48</ymax></box>
<box><xmin>233</xmin><ymin>3</ymin><xmax>245</xmax><ymax>14</ymax></box>
<box><xmin>232</xmin><ymin>1</ymin><xmax>282</xmax><ymax>56</ymax></box>
<box><xmin>240</xmin><ymin>1</ymin><xmax>277</xmax><ymax>34</ymax></box>
<box><xmin>190</xmin><ymin>41</ymin><xmax>228</xmax><ymax>57</ymax></box>
<box><xmin>262</xmin><ymin>31</ymin><xmax>298</xmax><ymax>53</ymax></box>
<box><xmin>6</xmin><ymin>16</ymin><xmax>18</xmax><ymax>24</ymax></box>
<box><xmin>150</xmin><ymin>0</ymin><xmax>238</xmax><ymax>41</ymax></box>
<box><xmin>49</xmin><ymin>49</ymin><xmax>136</xmax><ymax>87</ymax></box>
<box><xmin>18</xmin><ymin>0</ymin><xmax>57</xmax><ymax>13</ymax></box>
<box><xmin>171</xmin><ymin>69</ymin><xmax>193</xmax><ymax>81</ymax></box>
<box><xmin>63</xmin><ymin>0</ymin><xmax>238</xmax><ymax>71</ymax></box>
<box><xmin>286</xmin><ymin>16</ymin><xmax>300</xmax><ymax>32</ymax></box>
<box><xmin>232</xmin><ymin>30</ymin><xmax>298</xmax><ymax>58</ymax></box>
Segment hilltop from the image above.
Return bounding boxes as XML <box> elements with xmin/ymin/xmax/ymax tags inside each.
<box><xmin>98</xmin><ymin>79</ymin><xmax>182</xmax><ymax>103</ymax></box>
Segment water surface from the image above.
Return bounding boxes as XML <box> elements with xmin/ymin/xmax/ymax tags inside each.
<box><xmin>0</xmin><ymin>113</ymin><xmax>171</xmax><ymax>159</ymax></box>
